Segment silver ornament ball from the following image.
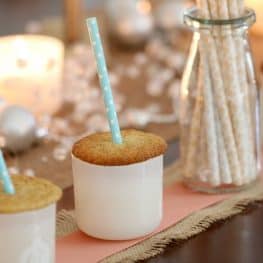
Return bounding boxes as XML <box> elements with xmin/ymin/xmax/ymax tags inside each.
<box><xmin>106</xmin><ymin>0</ymin><xmax>154</xmax><ymax>46</ymax></box>
<box><xmin>154</xmin><ymin>0</ymin><xmax>186</xmax><ymax>30</ymax></box>
<box><xmin>0</xmin><ymin>105</ymin><xmax>37</xmax><ymax>152</ymax></box>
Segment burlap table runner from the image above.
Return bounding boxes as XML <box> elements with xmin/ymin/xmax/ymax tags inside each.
<box><xmin>56</xmin><ymin>162</ymin><xmax>263</xmax><ymax>262</ymax></box>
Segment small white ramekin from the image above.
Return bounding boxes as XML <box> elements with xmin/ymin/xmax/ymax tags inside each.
<box><xmin>0</xmin><ymin>204</ymin><xmax>56</xmax><ymax>263</ymax></box>
<box><xmin>72</xmin><ymin>154</ymin><xmax>163</xmax><ymax>240</ymax></box>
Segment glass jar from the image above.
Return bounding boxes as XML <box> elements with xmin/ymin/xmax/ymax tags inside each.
<box><xmin>180</xmin><ymin>8</ymin><xmax>261</xmax><ymax>193</ymax></box>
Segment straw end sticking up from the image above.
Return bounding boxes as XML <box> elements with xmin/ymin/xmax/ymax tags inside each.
<box><xmin>86</xmin><ymin>17</ymin><xmax>99</xmax><ymax>40</ymax></box>
<box><xmin>86</xmin><ymin>17</ymin><xmax>97</xmax><ymax>25</ymax></box>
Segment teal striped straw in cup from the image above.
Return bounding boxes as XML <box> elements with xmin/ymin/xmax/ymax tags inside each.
<box><xmin>86</xmin><ymin>17</ymin><xmax>123</xmax><ymax>144</ymax></box>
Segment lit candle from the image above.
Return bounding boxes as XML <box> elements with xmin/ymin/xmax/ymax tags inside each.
<box><xmin>246</xmin><ymin>0</ymin><xmax>263</xmax><ymax>35</ymax></box>
<box><xmin>0</xmin><ymin>35</ymin><xmax>64</xmax><ymax>116</ymax></box>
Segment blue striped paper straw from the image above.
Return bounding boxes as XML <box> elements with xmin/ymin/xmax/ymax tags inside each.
<box><xmin>0</xmin><ymin>151</ymin><xmax>15</xmax><ymax>194</ymax></box>
<box><xmin>86</xmin><ymin>17</ymin><xmax>123</xmax><ymax>144</ymax></box>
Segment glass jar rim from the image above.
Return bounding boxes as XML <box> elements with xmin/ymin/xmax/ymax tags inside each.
<box><xmin>184</xmin><ymin>7</ymin><xmax>256</xmax><ymax>28</ymax></box>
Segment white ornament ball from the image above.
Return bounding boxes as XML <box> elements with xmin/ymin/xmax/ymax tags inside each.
<box><xmin>106</xmin><ymin>0</ymin><xmax>154</xmax><ymax>46</ymax></box>
<box><xmin>154</xmin><ymin>0</ymin><xmax>186</xmax><ymax>30</ymax></box>
<box><xmin>0</xmin><ymin>106</ymin><xmax>37</xmax><ymax>152</ymax></box>
<box><xmin>115</xmin><ymin>15</ymin><xmax>153</xmax><ymax>46</ymax></box>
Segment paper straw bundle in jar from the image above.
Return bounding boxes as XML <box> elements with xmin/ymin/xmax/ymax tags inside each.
<box><xmin>182</xmin><ymin>0</ymin><xmax>259</xmax><ymax>192</ymax></box>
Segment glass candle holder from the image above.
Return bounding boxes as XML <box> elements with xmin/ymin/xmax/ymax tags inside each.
<box><xmin>180</xmin><ymin>8</ymin><xmax>261</xmax><ymax>193</ymax></box>
<box><xmin>72</xmin><ymin>129</ymin><xmax>167</xmax><ymax>240</ymax></box>
<box><xmin>0</xmin><ymin>35</ymin><xmax>64</xmax><ymax>116</ymax></box>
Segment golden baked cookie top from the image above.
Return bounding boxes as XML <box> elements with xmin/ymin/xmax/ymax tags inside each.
<box><xmin>72</xmin><ymin>129</ymin><xmax>167</xmax><ymax>166</ymax></box>
<box><xmin>0</xmin><ymin>175</ymin><xmax>62</xmax><ymax>214</ymax></box>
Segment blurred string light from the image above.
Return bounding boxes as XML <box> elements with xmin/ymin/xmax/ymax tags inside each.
<box><xmin>136</xmin><ymin>0</ymin><xmax>152</xmax><ymax>14</ymax></box>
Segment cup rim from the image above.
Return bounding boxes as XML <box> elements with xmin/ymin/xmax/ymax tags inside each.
<box><xmin>0</xmin><ymin>201</ymin><xmax>56</xmax><ymax>216</ymax></box>
<box><xmin>71</xmin><ymin>152</ymin><xmax>163</xmax><ymax>168</ymax></box>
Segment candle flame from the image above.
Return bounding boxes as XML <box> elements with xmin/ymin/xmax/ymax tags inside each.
<box><xmin>13</xmin><ymin>37</ymin><xmax>29</xmax><ymax>62</ymax></box>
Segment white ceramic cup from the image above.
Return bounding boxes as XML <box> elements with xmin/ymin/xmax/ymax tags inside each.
<box><xmin>72</xmin><ymin>154</ymin><xmax>163</xmax><ymax>240</ymax></box>
<box><xmin>0</xmin><ymin>204</ymin><xmax>56</xmax><ymax>263</ymax></box>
